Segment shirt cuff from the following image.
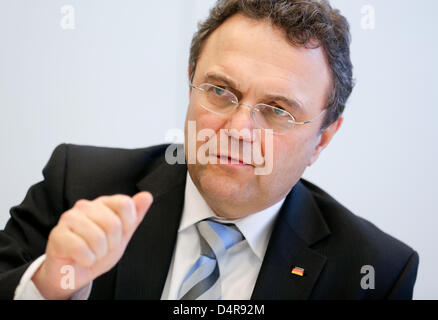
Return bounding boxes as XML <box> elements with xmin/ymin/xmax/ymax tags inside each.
<box><xmin>14</xmin><ymin>254</ymin><xmax>93</xmax><ymax>300</ymax></box>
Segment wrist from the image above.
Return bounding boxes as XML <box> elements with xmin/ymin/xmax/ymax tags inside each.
<box><xmin>31</xmin><ymin>262</ymin><xmax>75</xmax><ymax>300</ymax></box>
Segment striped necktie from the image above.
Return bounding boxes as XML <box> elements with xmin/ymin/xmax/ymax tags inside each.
<box><xmin>178</xmin><ymin>219</ymin><xmax>244</xmax><ymax>300</ymax></box>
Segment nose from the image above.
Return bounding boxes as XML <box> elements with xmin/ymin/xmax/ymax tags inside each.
<box><xmin>222</xmin><ymin>103</ymin><xmax>257</xmax><ymax>142</ymax></box>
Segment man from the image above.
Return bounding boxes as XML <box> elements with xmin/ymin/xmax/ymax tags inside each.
<box><xmin>0</xmin><ymin>0</ymin><xmax>418</xmax><ymax>300</ymax></box>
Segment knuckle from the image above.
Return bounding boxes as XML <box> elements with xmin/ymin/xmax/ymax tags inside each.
<box><xmin>48</xmin><ymin>225</ymin><xmax>61</xmax><ymax>243</ymax></box>
<box><xmin>93</xmin><ymin>231</ymin><xmax>107</xmax><ymax>250</ymax></box>
<box><xmin>60</xmin><ymin>209</ymin><xmax>75</xmax><ymax>222</ymax></box>
<box><xmin>106</xmin><ymin>216</ymin><xmax>122</xmax><ymax>234</ymax></box>
<box><xmin>74</xmin><ymin>199</ymin><xmax>90</xmax><ymax>209</ymax></box>
<box><xmin>96</xmin><ymin>195</ymin><xmax>109</xmax><ymax>203</ymax></box>
<box><xmin>72</xmin><ymin>243</ymin><xmax>95</xmax><ymax>266</ymax></box>
<box><xmin>59</xmin><ymin>210</ymin><xmax>84</xmax><ymax>228</ymax></box>
<box><xmin>118</xmin><ymin>195</ymin><xmax>135</xmax><ymax>211</ymax></box>
<box><xmin>71</xmin><ymin>241</ymin><xmax>87</xmax><ymax>258</ymax></box>
<box><xmin>60</xmin><ymin>208</ymin><xmax>72</xmax><ymax>217</ymax></box>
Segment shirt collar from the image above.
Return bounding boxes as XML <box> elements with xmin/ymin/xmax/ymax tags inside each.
<box><xmin>180</xmin><ymin>172</ymin><xmax>286</xmax><ymax>260</ymax></box>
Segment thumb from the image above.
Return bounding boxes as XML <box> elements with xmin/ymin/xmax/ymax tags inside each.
<box><xmin>132</xmin><ymin>191</ymin><xmax>153</xmax><ymax>226</ymax></box>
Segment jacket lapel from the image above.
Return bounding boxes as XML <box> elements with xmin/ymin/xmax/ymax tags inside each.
<box><xmin>114</xmin><ymin>159</ymin><xmax>188</xmax><ymax>299</ymax></box>
<box><xmin>251</xmin><ymin>180</ymin><xmax>331</xmax><ymax>300</ymax></box>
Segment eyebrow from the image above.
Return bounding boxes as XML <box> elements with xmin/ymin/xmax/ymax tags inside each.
<box><xmin>203</xmin><ymin>71</ymin><xmax>304</xmax><ymax>111</ymax></box>
<box><xmin>264</xmin><ymin>94</ymin><xmax>304</xmax><ymax>112</ymax></box>
<box><xmin>204</xmin><ymin>72</ymin><xmax>239</xmax><ymax>90</ymax></box>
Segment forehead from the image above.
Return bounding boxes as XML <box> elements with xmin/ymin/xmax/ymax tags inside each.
<box><xmin>194</xmin><ymin>14</ymin><xmax>332</xmax><ymax>110</ymax></box>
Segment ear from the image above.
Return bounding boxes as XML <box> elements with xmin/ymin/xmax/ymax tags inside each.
<box><xmin>188</xmin><ymin>66</ymin><xmax>193</xmax><ymax>95</ymax></box>
<box><xmin>307</xmin><ymin>116</ymin><xmax>344</xmax><ymax>167</ymax></box>
<box><xmin>188</xmin><ymin>66</ymin><xmax>192</xmax><ymax>82</ymax></box>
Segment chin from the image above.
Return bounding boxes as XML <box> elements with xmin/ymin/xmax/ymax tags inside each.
<box><xmin>196</xmin><ymin>167</ymin><xmax>255</xmax><ymax>206</ymax></box>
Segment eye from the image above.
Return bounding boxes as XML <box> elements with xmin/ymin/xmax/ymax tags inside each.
<box><xmin>272</xmin><ymin>106</ymin><xmax>289</xmax><ymax>116</ymax></box>
<box><xmin>213</xmin><ymin>86</ymin><xmax>227</xmax><ymax>96</ymax></box>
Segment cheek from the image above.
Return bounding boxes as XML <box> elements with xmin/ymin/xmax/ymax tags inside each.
<box><xmin>185</xmin><ymin>103</ymin><xmax>227</xmax><ymax>156</ymax></box>
<box><xmin>187</xmin><ymin>102</ymin><xmax>224</xmax><ymax>131</ymax></box>
<box><xmin>272</xmin><ymin>132</ymin><xmax>317</xmax><ymax>173</ymax></box>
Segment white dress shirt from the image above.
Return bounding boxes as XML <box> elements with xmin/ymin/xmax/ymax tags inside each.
<box><xmin>160</xmin><ymin>173</ymin><xmax>285</xmax><ymax>300</ymax></box>
<box><xmin>14</xmin><ymin>172</ymin><xmax>285</xmax><ymax>300</ymax></box>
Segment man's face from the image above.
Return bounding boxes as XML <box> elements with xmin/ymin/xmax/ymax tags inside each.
<box><xmin>184</xmin><ymin>14</ymin><xmax>340</xmax><ymax>219</ymax></box>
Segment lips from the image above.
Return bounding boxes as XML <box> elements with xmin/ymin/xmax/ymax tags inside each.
<box><xmin>212</xmin><ymin>153</ymin><xmax>252</xmax><ymax>166</ymax></box>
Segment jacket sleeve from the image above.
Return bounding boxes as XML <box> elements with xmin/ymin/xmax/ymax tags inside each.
<box><xmin>0</xmin><ymin>144</ymin><xmax>68</xmax><ymax>299</ymax></box>
<box><xmin>386</xmin><ymin>250</ymin><xmax>420</xmax><ymax>300</ymax></box>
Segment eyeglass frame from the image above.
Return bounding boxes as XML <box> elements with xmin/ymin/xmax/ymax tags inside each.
<box><xmin>189</xmin><ymin>82</ymin><xmax>327</xmax><ymax>135</ymax></box>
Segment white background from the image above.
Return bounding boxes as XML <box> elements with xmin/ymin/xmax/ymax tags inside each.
<box><xmin>0</xmin><ymin>0</ymin><xmax>436</xmax><ymax>299</ymax></box>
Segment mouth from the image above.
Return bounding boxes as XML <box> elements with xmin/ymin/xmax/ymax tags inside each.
<box><xmin>211</xmin><ymin>154</ymin><xmax>252</xmax><ymax>167</ymax></box>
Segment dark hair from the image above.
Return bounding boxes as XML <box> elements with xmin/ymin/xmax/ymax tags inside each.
<box><xmin>189</xmin><ymin>0</ymin><xmax>354</xmax><ymax>130</ymax></box>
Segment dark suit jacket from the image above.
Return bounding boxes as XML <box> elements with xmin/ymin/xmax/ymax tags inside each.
<box><xmin>0</xmin><ymin>144</ymin><xmax>419</xmax><ymax>300</ymax></box>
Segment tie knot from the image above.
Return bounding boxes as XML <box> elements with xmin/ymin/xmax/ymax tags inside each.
<box><xmin>197</xmin><ymin>219</ymin><xmax>244</xmax><ymax>258</ymax></box>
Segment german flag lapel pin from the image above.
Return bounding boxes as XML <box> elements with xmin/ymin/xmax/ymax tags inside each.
<box><xmin>291</xmin><ymin>266</ymin><xmax>305</xmax><ymax>277</ymax></box>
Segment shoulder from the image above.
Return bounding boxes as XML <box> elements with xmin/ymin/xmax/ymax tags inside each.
<box><xmin>301</xmin><ymin>178</ymin><xmax>415</xmax><ymax>257</ymax></box>
<box><xmin>48</xmin><ymin>143</ymin><xmax>170</xmax><ymax>173</ymax></box>
<box><xmin>46</xmin><ymin>143</ymin><xmax>172</xmax><ymax>199</ymax></box>
<box><xmin>300</xmin><ymin>179</ymin><xmax>419</xmax><ymax>298</ymax></box>
<box><xmin>301</xmin><ymin>179</ymin><xmax>418</xmax><ymax>297</ymax></box>
<box><xmin>53</xmin><ymin>143</ymin><xmax>169</xmax><ymax>163</ymax></box>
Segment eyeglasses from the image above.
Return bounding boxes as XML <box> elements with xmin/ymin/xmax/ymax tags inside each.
<box><xmin>189</xmin><ymin>83</ymin><xmax>326</xmax><ymax>135</ymax></box>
